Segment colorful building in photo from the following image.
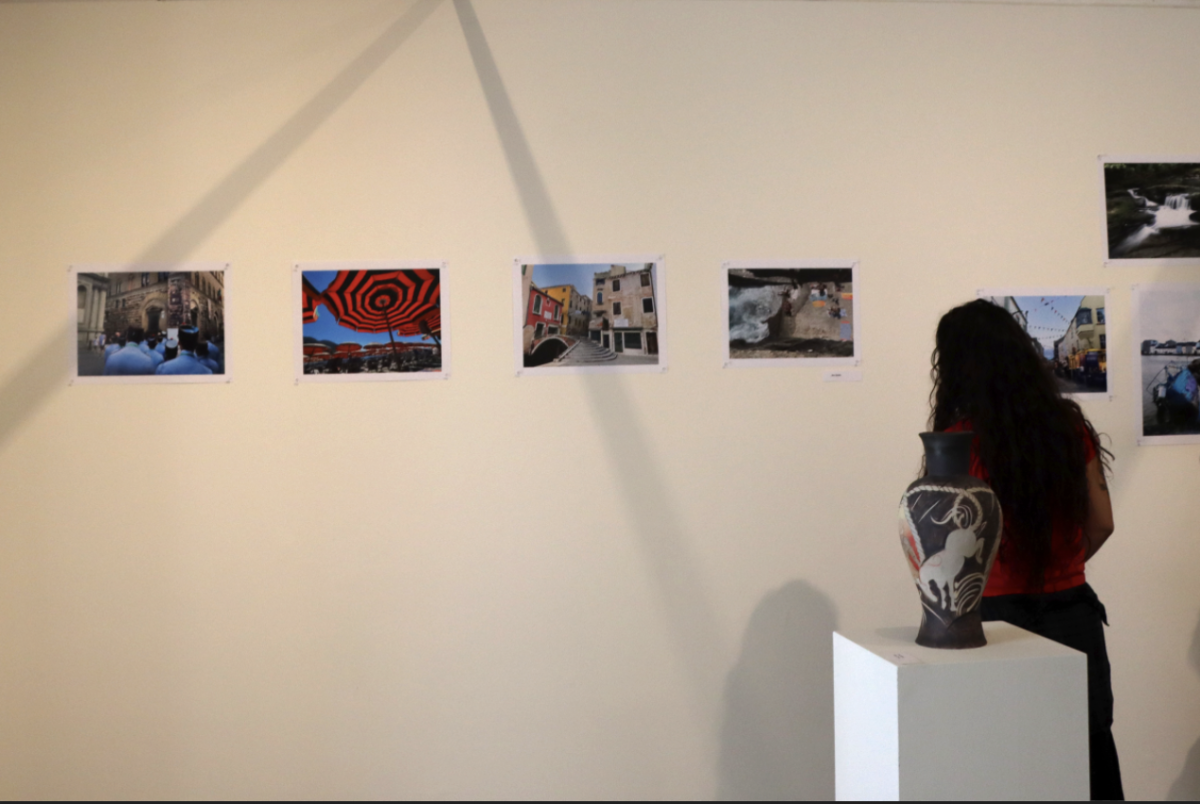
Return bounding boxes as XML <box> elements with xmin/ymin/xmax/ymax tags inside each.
<box><xmin>104</xmin><ymin>271</ymin><xmax>225</xmax><ymax>341</ymax></box>
<box><xmin>525</xmin><ymin>284</ymin><xmax>564</xmax><ymax>345</ymax></box>
<box><xmin>542</xmin><ymin>284</ymin><xmax>593</xmax><ymax>336</ymax></box>
<box><xmin>1055</xmin><ymin>295</ymin><xmax>1106</xmax><ymax>381</ymax></box>
<box><xmin>588</xmin><ymin>264</ymin><xmax>659</xmax><ymax>357</ymax></box>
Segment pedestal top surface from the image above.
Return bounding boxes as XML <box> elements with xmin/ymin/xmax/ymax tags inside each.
<box><xmin>835</xmin><ymin>621</ymin><xmax>1083</xmax><ymax>667</ymax></box>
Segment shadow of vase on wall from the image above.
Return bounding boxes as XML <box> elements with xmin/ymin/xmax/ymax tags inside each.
<box><xmin>899</xmin><ymin>432</ymin><xmax>1003</xmax><ymax>649</ymax></box>
<box><xmin>1168</xmin><ymin>610</ymin><xmax>1200</xmax><ymax>799</ymax></box>
<box><xmin>717</xmin><ymin>580</ymin><xmax>838</xmax><ymax>800</ymax></box>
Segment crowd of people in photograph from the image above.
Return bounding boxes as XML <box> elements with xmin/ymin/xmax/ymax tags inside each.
<box><xmin>100</xmin><ymin>326</ymin><xmax>224</xmax><ymax>376</ymax></box>
<box><xmin>304</xmin><ymin>348</ymin><xmax>439</xmax><ymax>374</ymax></box>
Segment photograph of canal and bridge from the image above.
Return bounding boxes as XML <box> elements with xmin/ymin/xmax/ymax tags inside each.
<box><xmin>1103</xmin><ymin>159</ymin><xmax>1200</xmax><ymax>261</ymax></box>
<box><xmin>514</xmin><ymin>259</ymin><xmax>664</xmax><ymax>375</ymax></box>
<box><xmin>1135</xmin><ymin>284</ymin><xmax>1200</xmax><ymax>444</ymax></box>
<box><xmin>723</xmin><ymin>261</ymin><xmax>858</xmax><ymax>367</ymax></box>
<box><xmin>981</xmin><ymin>291</ymin><xmax>1109</xmax><ymax>398</ymax></box>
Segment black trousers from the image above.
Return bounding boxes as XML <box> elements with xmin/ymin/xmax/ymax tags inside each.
<box><xmin>981</xmin><ymin>583</ymin><xmax>1124</xmax><ymax>801</ymax></box>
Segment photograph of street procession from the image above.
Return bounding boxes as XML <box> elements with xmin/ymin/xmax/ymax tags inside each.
<box><xmin>514</xmin><ymin>258</ymin><xmax>665</xmax><ymax>375</ymax></box>
<box><xmin>723</xmin><ymin>261</ymin><xmax>857</xmax><ymax>366</ymax></box>
<box><xmin>1103</xmin><ymin>159</ymin><xmax>1200</xmax><ymax>261</ymax></box>
<box><xmin>980</xmin><ymin>291</ymin><xmax>1108</xmax><ymax>397</ymax></box>
<box><xmin>1134</xmin><ymin>284</ymin><xmax>1200</xmax><ymax>444</ymax></box>
<box><xmin>73</xmin><ymin>266</ymin><xmax>227</xmax><ymax>383</ymax></box>
<box><xmin>296</xmin><ymin>264</ymin><xmax>444</xmax><ymax>382</ymax></box>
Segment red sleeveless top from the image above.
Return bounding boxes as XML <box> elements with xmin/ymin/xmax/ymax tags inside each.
<box><xmin>945</xmin><ymin>421</ymin><xmax>1093</xmax><ymax>596</ymax></box>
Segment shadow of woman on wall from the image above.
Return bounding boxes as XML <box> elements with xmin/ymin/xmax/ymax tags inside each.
<box><xmin>1168</xmin><ymin>611</ymin><xmax>1200</xmax><ymax>799</ymax></box>
<box><xmin>717</xmin><ymin>580</ymin><xmax>838</xmax><ymax>801</ymax></box>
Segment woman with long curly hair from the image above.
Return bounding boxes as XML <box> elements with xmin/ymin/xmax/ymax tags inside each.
<box><xmin>930</xmin><ymin>299</ymin><xmax>1123</xmax><ymax>801</ymax></box>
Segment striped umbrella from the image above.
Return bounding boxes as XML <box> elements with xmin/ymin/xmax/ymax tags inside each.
<box><xmin>392</xmin><ymin>309</ymin><xmax>441</xmax><ymax>339</ymax></box>
<box><xmin>321</xmin><ymin>269</ymin><xmax>441</xmax><ymax>356</ymax></box>
<box><xmin>301</xmin><ymin>275</ymin><xmax>325</xmax><ymax>324</ymax></box>
<box><xmin>304</xmin><ymin>343</ymin><xmax>332</xmax><ymax>357</ymax></box>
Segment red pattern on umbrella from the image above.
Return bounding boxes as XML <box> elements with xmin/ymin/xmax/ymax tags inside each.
<box><xmin>391</xmin><ymin>309</ymin><xmax>441</xmax><ymax>337</ymax></box>
<box><xmin>321</xmin><ymin>270</ymin><xmax>440</xmax><ymax>335</ymax></box>
<box><xmin>304</xmin><ymin>343</ymin><xmax>332</xmax><ymax>357</ymax></box>
<box><xmin>301</xmin><ymin>275</ymin><xmax>325</xmax><ymax>324</ymax></box>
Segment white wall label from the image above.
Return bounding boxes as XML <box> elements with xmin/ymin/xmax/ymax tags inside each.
<box><xmin>887</xmin><ymin>651</ymin><xmax>924</xmax><ymax>666</ymax></box>
<box><xmin>823</xmin><ymin>370</ymin><xmax>862</xmax><ymax>382</ymax></box>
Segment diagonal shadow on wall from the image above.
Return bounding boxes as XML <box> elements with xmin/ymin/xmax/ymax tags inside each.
<box><xmin>0</xmin><ymin>0</ymin><xmax>442</xmax><ymax>455</ymax></box>
<box><xmin>454</xmin><ymin>0</ymin><xmax>726</xmax><ymax>710</ymax></box>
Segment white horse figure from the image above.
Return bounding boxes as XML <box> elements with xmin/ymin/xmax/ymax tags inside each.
<box><xmin>914</xmin><ymin>491</ymin><xmax>990</xmax><ymax>619</ymax></box>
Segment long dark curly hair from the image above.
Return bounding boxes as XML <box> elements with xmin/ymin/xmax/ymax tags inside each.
<box><xmin>929</xmin><ymin>300</ymin><xmax>1110</xmax><ymax>587</ymax></box>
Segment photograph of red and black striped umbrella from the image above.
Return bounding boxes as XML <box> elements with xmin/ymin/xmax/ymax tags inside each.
<box><xmin>298</xmin><ymin>265</ymin><xmax>444</xmax><ymax>380</ymax></box>
<box><xmin>301</xmin><ymin>275</ymin><xmax>325</xmax><ymax>324</ymax></box>
<box><xmin>321</xmin><ymin>269</ymin><xmax>440</xmax><ymax>357</ymax></box>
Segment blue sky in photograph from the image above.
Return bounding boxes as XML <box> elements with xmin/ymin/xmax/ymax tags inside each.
<box><xmin>303</xmin><ymin>270</ymin><xmax>433</xmax><ymax>346</ymax></box>
<box><xmin>990</xmin><ymin>295</ymin><xmax>1085</xmax><ymax>358</ymax></box>
<box><xmin>531</xmin><ymin>263</ymin><xmax>656</xmax><ymax>300</ymax></box>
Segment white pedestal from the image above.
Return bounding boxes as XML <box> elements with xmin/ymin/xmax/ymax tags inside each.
<box><xmin>833</xmin><ymin>622</ymin><xmax>1088</xmax><ymax>801</ymax></box>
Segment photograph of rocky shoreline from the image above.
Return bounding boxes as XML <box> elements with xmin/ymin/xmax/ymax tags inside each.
<box><xmin>1104</xmin><ymin>161</ymin><xmax>1200</xmax><ymax>260</ymax></box>
<box><xmin>725</xmin><ymin>264</ymin><xmax>856</xmax><ymax>365</ymax></box>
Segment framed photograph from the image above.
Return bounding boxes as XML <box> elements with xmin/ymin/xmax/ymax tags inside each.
<box><xmin>978</xmin><ymin>289</ymin><xmax>1111</xmax><ymax>399</ymax></box>
<box><xmin>513</xmin><ymin>256</ymin><xmax>667</xmax><ymax>376</ymax></box>
<box><xmin>294</xmin><ymin>261</ymin><xmax>448</xmax><ymax>382</ymax></box>
<box><xmin>1100</xmin><ymin>156</ymin><xmax>1200</xmax><ymax>265</ymax></box>
<box><xmin>722</xmin><ymin>260</ymin><xmax>859</xmax><ymax>368</ymax></box>
<box><xmin>1132</xmin><ymin>284</ymin><xmax>1200</xmax><ymax>445</ymax></box>
<box><xmin>70</xmin><ymin>263</ymin><xmax>230</xmax><ymax>384</ymax></box>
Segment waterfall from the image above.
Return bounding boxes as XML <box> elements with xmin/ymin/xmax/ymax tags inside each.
<box><xmin>1115</xmin><ymin>190</ymin><xmax>1197</xmax><ymax>255</ymax></box>
<box><xmin>1166</xmin><ymin>193</ymin><xmax>1192</xmax><ymax>211</ymax></box>
<box><xmin>1152</xmin><ymin>193</ymin><xmax>1195</xmax><ymax>228</ymax></box>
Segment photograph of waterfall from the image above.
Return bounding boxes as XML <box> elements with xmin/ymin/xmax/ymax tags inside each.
<box><xmin>1134</xmin><ymin>284</ymin><xmax>1200</xmax><ymax>445</ymax></box>
<box><xmin>1102</xmin><ymin>158</ymin><xmax>1200</xmax><ymax>262</ymax></box>
<box><xmin>723</xmin><ymin>260</ymin><xmax>858</xmax><ymax>367</ymax></box>
<box><xmin>979</xmin><ymin>289</ymin><xmax>1109</xmax><ymax>399</ymax></box>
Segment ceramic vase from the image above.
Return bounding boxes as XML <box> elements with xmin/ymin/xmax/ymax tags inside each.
<box><xmin>899</xmin><ymin>431</ymin><xmax>1003</xmax><ymax>649</ymax></box>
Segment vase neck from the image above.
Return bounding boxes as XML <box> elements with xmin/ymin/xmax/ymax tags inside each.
<box><xmin>921</xmin><ymin>431</ymin><xmax>974</xmax><ymax>477</ymax></box>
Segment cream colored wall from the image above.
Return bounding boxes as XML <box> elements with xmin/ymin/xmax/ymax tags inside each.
<box><xmin>1</xmin><ymin>0</ymin><xmax>1198</xmax><ymax>798</ymax></box>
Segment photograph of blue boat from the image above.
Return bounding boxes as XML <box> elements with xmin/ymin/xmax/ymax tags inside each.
<box><xmin>1137</xmin><ymin>284</ymin><xmax>1200</xmax><ymax>441</ymax></box>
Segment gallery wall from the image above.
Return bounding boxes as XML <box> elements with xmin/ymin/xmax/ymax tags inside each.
<box><xmin>1</xmin><ymin>0</ymin><xmax>1199</xmax><ymax>797</ymax></box>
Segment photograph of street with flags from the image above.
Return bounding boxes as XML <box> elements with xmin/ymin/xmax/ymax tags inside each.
<box><xmin>979</xmin><ymin>289</ymin><xmax>1109</xmax><ymax>397</ymax></box>
<box><xmin>513</xmin><ymin>257</ymin><xmax>666</xmax><ymax>375</ymax></box>
<box><xmin>295</xmin><ymin>262</ymin><xmax>445</xmax><ymax>382</ymax></box>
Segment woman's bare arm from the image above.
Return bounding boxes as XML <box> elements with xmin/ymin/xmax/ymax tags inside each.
<box><xmin>1083</xmin><ymin>458</ymin><xmax>1114</xmax><ymax>561</ymax></box>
